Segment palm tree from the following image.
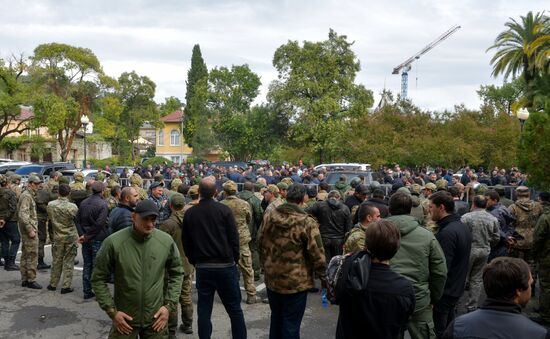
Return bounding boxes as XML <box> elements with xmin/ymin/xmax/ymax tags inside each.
<box><xmin>488</xmin><ymin>11</ymin><xmax>550</xmax><ymax>86</ymax></box>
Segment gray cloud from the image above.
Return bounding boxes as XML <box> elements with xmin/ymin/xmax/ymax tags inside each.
<box><xmin>0</xmin><ymin>0</ymin><xmax>546</xmax><ymax>111</ymax></box>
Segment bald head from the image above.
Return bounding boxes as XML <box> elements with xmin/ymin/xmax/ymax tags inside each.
<box><xmin>199</xmin><ymin>178</ymin><xmax>217</xmax><ymax>199</ymax></box>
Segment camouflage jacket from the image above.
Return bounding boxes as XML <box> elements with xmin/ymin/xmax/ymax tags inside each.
<box><xmin>264</xmin><ymin>197</ymin><xmax>284</xmax><ymax>217</ymax></box>
<box><xmin>533</xmin><ymin>202</ymin><xmax>550</xmax><ymax>264</ymax></box>
<box><xmin>106</xmin><ymin>197</ymin><xmax>118</xmax><ymax>212</ymax></box>
<box><xmin>509</xmin><ymin>199</ymin><xmax>543</xmax><ymax>249</ymax></box>
<box><xmin>238</xmin><ymin>190</ymin><xmax>264</xmax><ymax>231</ymax></box>
<box><xmin>18</xmin><ymin>189</ymin><xmax>38</xmax><ymax>233</ymax></box>
<box><xmin>0</xmin><ymin>186</ymin><xmax>17</xmax><ymax>222</ymax></box>
<box><xmin>44</xmin><ymin>179</ymin><xmax>58</xmax><ymax>192</ymax></box>
<box><xmin>35</xmin><ymin>188</ymin><xmax>56</xmax><ymax>221</ymax></box>
<box><xmin>160</xmin><ymin>211</ymin><xmax>186</xmax><ymax>262</ymax></box>
<box><xmin>222</xmin><ymin>195</ymin><xmax>252</xmax><ymax>246</ymax></box>
<box><xmin>343</xmin><ymin>223</ymin><xmax>367</xmax><ymax>254</ymax></box>
<box><xmin>460</xmin><ymin>208</ymin><xmax>500</xmax><ymax>250</ymax></box>
<box><xmin>258</xmin><ymin>202</ymin><xmax>326</xmax><ymax>294</ymax></box>
<box><xmin>47</xmin><ymin>197</ymin><xmax>79</xmax><ymax>242</ymax></box>
<box><xmin>132</xmin><ymin>185</ymin><xmax>148</xmax><ymax>201</ymax></box>
<box><xmin>70</xmin><ymin>181</ymin><xmax>86</xmax><ymax>191</ymax></box>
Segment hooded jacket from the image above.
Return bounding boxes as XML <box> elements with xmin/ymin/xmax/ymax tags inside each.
<box><xmin>509</xmin><ymin>199</ymin><xmax>543</xmax><ymax>249</ymax></box>
<box><xmin>306</xmin><ymin>199</ymin><xmax>352</xmax><ymax>239</ymax></box>
<box><xmin>258</xmin><ymin>203</ymin><xmax>326</xmax><ymax>294</ymax></box>
<box><xmin>387</xmin><ymin>214</ymin><xmax>447</xmax><ymax>314</ymax></box>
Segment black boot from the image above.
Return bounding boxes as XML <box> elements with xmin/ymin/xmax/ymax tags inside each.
<box><xmin>4</xmin><ymin>257</ymin><xmax>19</xmax><ymax>271</ymax></box>
<box><xmin>37</xmin><ymin>258</ymin><xmax>51</xmax><ymax>270</ymax></box>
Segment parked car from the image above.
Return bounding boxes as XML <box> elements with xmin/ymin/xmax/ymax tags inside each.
<box><xmin>114</xmin><ymin>166</ymin><xmax>134</xmax><ymax>177</ymax></box>
<box><xmin>314</xmin><ymin>163</ymin><xmax>371</xmax><ymax>172</ymax></box>
<box><xmin>211</xmin><ymin>161</ymin><xmax>249</xmax><ymax>171</ymax></box>
<box><xmin>0</xmin><ymin>161</ymin><xmax>32</xmax><ymax>174</ymax></box>
<box><xmin>15</xmin><ymin>162</ymin><xmax>76</xmax><ymax>177</ymax></box>
<box><xmin>325</xmin><ymin>170</ymin><xmax>382</xmax><ymax>186</ymax></box>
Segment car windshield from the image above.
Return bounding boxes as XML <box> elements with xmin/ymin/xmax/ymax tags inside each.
<box><xmin>15</xmin><ymin>165</ymin><xmax>43</xmax><ymax>175</ymax></box>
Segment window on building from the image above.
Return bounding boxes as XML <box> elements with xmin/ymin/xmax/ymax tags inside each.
<box><xmin>170</xmin><ymin>129</ymin><xmax>180</xmax><ymax>146</ymax></box>
<box><xmin>158</xmin><ymin>129</ymin><xmax>164</xmax><ymax>146</ymax></box>
<box><xmin>171</xmin><ymin>156</ymin><xmax>181</xmax><ymax>164</ymax></box>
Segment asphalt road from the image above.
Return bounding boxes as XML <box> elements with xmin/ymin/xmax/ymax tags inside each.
<box><xmin>0</xmin><ymin>244</ymin><xmax>340</xmax><ymax>339</ymax></box>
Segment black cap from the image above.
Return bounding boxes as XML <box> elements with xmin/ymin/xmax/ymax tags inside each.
<box><xmin>150</xmin><ymin>181</ymin><xmax>164</xmax><ymax>189</ymax></box>
<box><xmin>135</xmin><ymin>200</ymin><xmax>159</xmax><ymax>218</ymax></box>
<box><xmin>91</xmin><ymin>181</ymin><xmax>105</xmax><ymax>194</ymax></box>
<box><xmin>355</xmin><ymin>184</ymin><xmax>369</xmax><ymax>194</ymax></box>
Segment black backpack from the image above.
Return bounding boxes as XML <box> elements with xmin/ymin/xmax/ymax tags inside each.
<box><xmin>326</xmin><ymin>250</ymin><xmax>371</xmax><ymax>305</ymax></box>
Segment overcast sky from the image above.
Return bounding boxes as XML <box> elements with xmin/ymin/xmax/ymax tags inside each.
<box><xmin>0</xmin><ymin>0</ymin><xmax>546</xmax><ymax>111</ymax></box>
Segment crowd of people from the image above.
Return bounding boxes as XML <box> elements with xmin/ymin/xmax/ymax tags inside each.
<box><xmin>0</xmin><ymin>160</ymin><xmax>548</xmax><ymax>339</ymax></box>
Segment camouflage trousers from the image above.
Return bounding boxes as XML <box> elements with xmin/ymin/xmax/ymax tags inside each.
<box><xmin>238</xmin><ymin>243</ymin><xmax>256</xmax><ymax>297</ymax></box>
<box><xmin>49</xmin><ymin>240</ymin><xmax>78</xmax><ymax>289</ymax></box>
<box><xmin>37</xmin><ymin>219</ymin><xmax>53</xmax><ymax>259</ymax></box>
<box><xmin>539</xmin><ymin>266</ymin><xmax>550</xmax><ymax>324</ymax></box>
<box><xmin>168</xmin><ymin>253</ymin><xmax>195</xmax><ymax>336</ymax></box>
<box><xmin>249</xmin><ymin>237</ymin><xmax>261</xmax><ymax>279</ymax></box>
<box><xmin>19</xmin><ymin>226</ymin><xmax>38</xmax><ymax>282</ymax></box>
<box><xmin>466</xmin><ymin>247</ymin><xmax>490</xmax><ymax>309</ymax></box>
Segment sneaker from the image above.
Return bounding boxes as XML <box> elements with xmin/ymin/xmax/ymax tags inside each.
<box><xmin>26</xmin><ymin>281</ymin><xmax>43</xmax><ymax>289</ymax></box>
<box><xmin>46</xmin><ymin>285</ymin><xmax>57</xmax><ymax>291</ymax></box>
<box><xmin>60</xmin><ymin>288</ymin><xmax>74</xmax><ymax>294</ymax></box>
<box><xmin>179</xmin><ymin>324</ymin><xmax>193</xmax><ymax>334</ymax></box>
<box><xmin>246</xmin><ymin>295</ymin><xmax>261</xmax><ymax>304</ymax></box>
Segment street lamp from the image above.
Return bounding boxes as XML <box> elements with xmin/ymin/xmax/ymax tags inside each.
<box><xmin>80</xmin><ymin>115</ymin><xmax>90</xmax><ymax>169</ymax></box>
<box><xmin>517</xmin><ymin>108</ymin><xmax>530</xmax><ymax>133</ymax></box>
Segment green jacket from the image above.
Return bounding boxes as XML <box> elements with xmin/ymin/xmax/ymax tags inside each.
<box><xmin>238</xmin><ymin>190</ymin><xmax>264</xmax><ymax>233</ymax></box>
<box><xmin>387</xmin><ymin>214</ymin><xmax>447</xmax><ymax>314</ymax></box>
<box><xmin>533</xmin><ymin>202</ymin><xmax>550</xmax><ymax>265</ymax></box>
<box><xmin>92</xmin><ymin>227</ymin><xmax>183</xmax><ymax>327</ymax></box>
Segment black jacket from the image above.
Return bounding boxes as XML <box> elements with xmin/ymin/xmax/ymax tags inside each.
<box><xmin>76</xmin><ymin>193</ymin><xmax>109</xmax><ymax>242</ymax></box>
<box><xmin>344</xmin><ymin>194</ymin><xmax>363</xmax><ymax>212</ymax></box>
<box><xmin>305</xmin><ymin>199</ymin><xmax>352</xmax><ymax>239</ymax></box>
<box><xmin>435</xmin><ymin>214</ymin><xmax>472</xmax><ymax>298</ymax></box>
<box><xmin>443</xmin><ymin>298</ymin><xmax>550</xmax><ymax>339</ymax></box>
<box><xmin>108</xmin><ymin>203</ymin><xmax>134</xmax><ymax>233</ymax></box>
<box><xmin>181</xmin><ymin>197</ymin><xmax>239</xmax><ymax>266</ymax></box>
<box><xmin>336</xmin><ymin>263</ymin><xmax>416</xmax><ymax>339</ymax></box>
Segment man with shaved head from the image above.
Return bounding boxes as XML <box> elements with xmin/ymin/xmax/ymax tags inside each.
<box><xmin>182</xmin><ymin>178</ymin><xmax>246</xmax><ymax>339</ymax></box>
<box><xmin>108</xmin><ymin>187</ymin><xmax>139</xmax><ymax>234</ymax></box>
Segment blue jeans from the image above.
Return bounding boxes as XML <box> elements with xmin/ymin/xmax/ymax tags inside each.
<box><xmin>196</xmin><ymin>265</ymin><xmax>246</xmax><ymax>339</ymax></box>
<box><xmin>267</xmin><ymin>289</ymin><xmax>308</xmax><ymax>339</ymax></box>
<box><xmin>0</xmin><ymin>221</ymin><xmax>20</xmax><ymax>258</ymax></box>
<box><xmin>82</xmin><ymin>240</ymin><xmax>102</xmax><ymax>297</ymax></box>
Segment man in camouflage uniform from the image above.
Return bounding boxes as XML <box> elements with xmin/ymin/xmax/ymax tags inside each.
<box><xmin>18</xmin><ymin>175</ymin><xmax>43</xmax><ymax>289</ymax></box>
<box><xmin>161</xmin><ymin>193</ymin><xmax>194</xmax><ymax>335</ymax></box>
<box><xmin>238</xmin><ymin>181</ymin><xmax>264</xmax><ymax>281</ymax></box>
<box><xmin>277</xmin><ymin>181</ymin><xmax>289</xmax><ymax>201</ymax></box>
<box><xmin>168</xmin><ymin>178</ymin><xmax>182</xmax><ymax>198</ymax></box>
<box><xmin>533</xmin><ymin>192</ymin><xmax>550</xmax><ymax>325</ymax></box>
<box><xmin>343</xmin><ymin>204</ymin><xmax>380</xmax><ymax>253</ymax></box>
<box><xmin>46</xmin><ymin>183</ymin><xmax>79</xmax><ymax>293</ymax></box>
<box><xmin>0</xmin><ymin>174</ymin><xmax>20</xmax><ymax>271</ymax></box>
<box><xmin>422</xmin><ymin>182</ymin><xmax>438</xmax><ymax>232</ymax></box>
<box><xmin>494</xmin><ymin>184</ymin><xmax>514</xmax><ymax>208</ymax></box>
<box><xmin>45</xmin><ymin>171</ymin><xmax>62</xmax><ymax>192</ymax></box>
<box><xmin>509</xmin><ymin>186</ymin><xmax>543</xmax><ymax>291</ymax></box>
<box><xmin>106</xmin><ymin>185</ymin><xmax>121</xmax><ymax>212</ymax></box>
<box><xmin>264</xmin><ymin>184</ymin><xmax>284</xmax><ymax>217</ymax></box>
<box><xmin>129</xmin><ymin>173</ymin><xmax>148</xmax><ymax>201</ymax></box>
<box><xmin>461</xmin><ymin>195</ymin><xmax>500</xmax><ymax>312</ymax></box>
<box><xmin>222</xmin><ymin>180</ymin><xmax>260</xmax><ymax>304</ymax></box>
<box><xmin>258</xmin><ymin>183</ymin><xmax>326</xmax><ymax>339</ymax></box>
<box><xmin>70</xmin><ymin>171</ymin><xmax>86</xmax><ymax>191</ymax></box>
<box><xmin>9</xmin><ymin>174</ymin><xmax>22</xmax><ymax>199</ymax></box>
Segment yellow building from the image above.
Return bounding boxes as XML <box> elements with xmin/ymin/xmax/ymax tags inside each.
<box><xmin>156</xmin><ymin>110</ymin><xmax>192</xmax><ymax>164</ymax></box>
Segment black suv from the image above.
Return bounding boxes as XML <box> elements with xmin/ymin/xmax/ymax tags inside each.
<box><xmin>15</xmin><ymin>162</ymin><xmax>77</xmax><ymax>177</ymax></box>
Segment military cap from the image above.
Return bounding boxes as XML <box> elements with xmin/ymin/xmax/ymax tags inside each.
<box><xmin>96</xmin><ymin>172</ymin><xmax>106</xmax><ymax>182</ymax></box>
<box><xmin>135</xmin><ymin>200</ymin><xmax>159</xmax><ymax>218</ymax></box>
<box><xmin>110</xmin><ymin>173</ymin><xmax>120</xmax><ymax>182</ymax></box>
<box><xmin>154</xmin><ymin>173</ymin><xmax>165</xmax><ymax>182</ymax></box>
<box><xmin>281</xmin><ymin>177</ymin><xmax>293</xmax><ymax>186</ymax></box>
<box><xmin>129</xmin><ymin>173</ymin><xmax>143</xmax><ymax>185</ymax></box>
<box><xmin>397</xmin><ymin>186</ymin><xmax>411</xmax><ymax>195</ymax></box>
<box><xmin>27</xmin><ymin>175</ymin><xmax>43</xmax><ymax>184</ymax></box>
<box><xmin>370</xmin><ymin>180</ymin><xmax>381</xmax><ymax>191</ymax></box>
<box><xmin>188</xmin><ymin>185</ymin><xmax>199</xmax><ymax>196</ymax></box>
<box><xmin>425</xmin><ymin>182</ymin><xmax>437</xmax><ymax>191</ymax></box>
<box><xmin>150</xmin><ymin>181</ymin><xmax>164</xmax><ymax>189</ymax></box>
<box><xmin>73</xmin><ymin>171</ymin><xmax>84</xmax><ymax>179</ymax></box>
<box><xmin>435</xmin><ymin>179</ymin><xmax>448</xmax><ymax>191</ymax></box>
<box><xmin>276</xmin><ymin>182</ymin><xmax>288</xmax><ymax>191</ymax></box>
<box><xmin>516</xmin><ymin>186</ymin><xmax>529</xmax><ymax>194</ymax></box>
<box><xmin>475</xmin><ymin>184</ymin><xmax>489</xmax><ymax>194</ymax></box>
<box><xmin>169</xmin><ymin>193</ymin><xmax>185</xmax><ymax>209</ymax></box>
<box><xmin>410</xmin><ymin>184</ymin><xmax>422</xmax><ymax>195</ymax></box>
<box><xmin>170</xmin><ymin>178</ymin><xmax>182</xmax><ymax>190</ymax></box>
<box><xmin>59</xmin><ymin>176</ymin><xmax>70</xmax><ymax>185</ymax></box>
<box><xmin>223</xmin><ymin>180</ymin><xmax>238</xmax><ymax>193</ymax></box>
<box><xmin>493</xmin><ymin>184</ymin><xmax>505</xmax><ymax>194</ymax></box>
<box><xmin>350</xmin><ymin>177</ymin><xmax>361</xmax><ymax>188</ymax></box>
<box><xmin>10</xmin><ymin>174</ymin><xmax>21</xmax><ymax>183</ymax></box>
<box><xmin>266</xmin><ymin>184</ymin><xmax>279</xmax><ymax>194</ymax></box>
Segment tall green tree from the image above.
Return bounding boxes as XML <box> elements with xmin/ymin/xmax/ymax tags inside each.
<box><xmin>487</xmin><ymin>11</ymin><xmax>550</xmax><ymax>105</ymax></box>
<box><xmin>29</xmin><ymin>43</ymin><xmax>108</xmax><ymax>161</ymax></box>
<box><xmin>477</xmin><ymin>79</ymin><xmax>524</xmax><ymax>116</ymax></box>
<box><xmin>159</xmin><ymin>96</ymin><xmax>183</xmax><ymax>117</ymax></box>
<box><xmin>268</xmin><ymin>29</ymin><xmax>374</xmax><ymax>163</ymax></box>
<box><xmin>184</xmin><ymin>44</ymin><xmax>208</xmax><ymax>148</ymax></box>
<box><xmin>0</xmin><ymin>56</ymin><xmax>33</xmax><ymax>143</ymax></box>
